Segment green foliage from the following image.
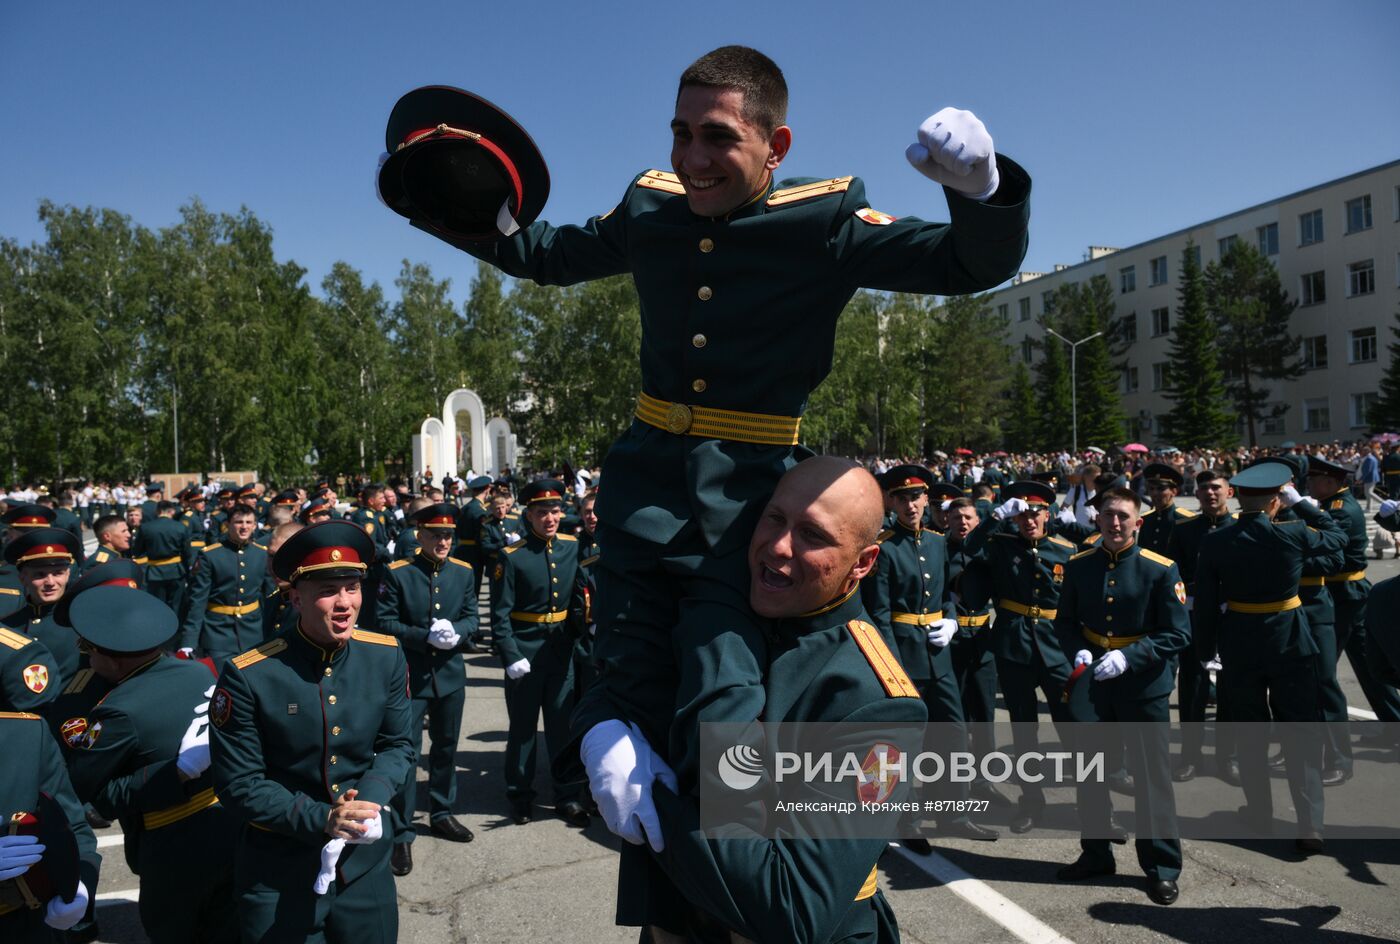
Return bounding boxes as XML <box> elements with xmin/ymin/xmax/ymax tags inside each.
<box><xmin>1002</xmin><ymin>361</ymin><xmax>1038</xmax><ymax>452</ymax></box>
<box><xmin>1043</xmin><ymin>277</ymin><xmax>1125</xmax><ymax>450</ymax></box>
<box><xmin>1369</xmin><ymin>306</ymin><xmax>1400</xmax><ymax>435</ymax></box>
<box><xmin>1033</xmin><ymin>320</ymin><xmax>1073</xmax><ymax>451</ymax></box>
<box><xmin>1160</xmin><ymin>241</ymin><xmax>1236</xmax><ymax>448</ymax></box>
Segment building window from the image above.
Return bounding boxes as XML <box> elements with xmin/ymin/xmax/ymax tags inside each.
<box><xmin>1348</xmin><ymin>259</ymin><xmax>1375</xmax><ymax>297</ymax></box>
<box><xmin>1300</xmin><ymin>209</ymin><xmax>1324</xmax><ymax>246</ymax></box>
<box><xmin>1303</xmin><ymin>398</ymin><xmax>1330</xmax><ymax>432</ymax></box>
<box><xmin>1120</xmin><ymin>312</ymin><xmax>1137</xmax><ymax>344</ymax></box>
<box><xmin>1151</xmin><ymin>307</ymin><xmax>1170</xmax><ymax>337</ymax></box>
<box><xmin>1119</xmin><ymin>266</ymin><xmax>1136</xmax><ymax>294</ymax></box>
<box><xmin>1301</xmin><ymin>270</ymin><xmax>1326</xmax><ymax>306</ymax></box>
<box><xmin>1018</xmin><ymin>297</ymin><xmax>1031</xmax><ymax>322</ymax></box>
<box><xmin>1257</xmin><ymin>222</ymin><xmax>1279</xmax><ymax>256</ymax></box>
<box><xmin>1262</xmin><ymin>409</ymin><xmax>1287</xmax><ymax>436</ymax></box>
<box><xmin>1351</xmin><ymin>392</ymin><xmax>1379</xmax><ymax>428</ymax></box>
<box><xmin>1149</xmin><ymin>256</ymin><xmax>1167</xmax><ymax>286</ymax></box>
<box><xmin>1217</xmin><ymin>235</ymin><xmax>1237</xmax><ymax>259</ymax></box>
<box><xmin>1124</xmin><ymin>366</ymin><xmax>1139</xmax><ymax>393</ymax></box>
<box><xmin>1302</xmin><ymin>335</ymin><xmax>1328</xmax><ymax>370</ymax></box>
<box><xmin>1188</xmin><ymin>244</ymin><xmax>1202</xmax><ymax>269</ymax></box>
<box><xmin>1346</xmin><ymin>195</ymin><xmax>1372</xmax><ymax>234</ymax></box>
<box><xmin>1351</xmin><ymin>327</ymin><xmax>1377</xmax><ymax>364</ymax></box>
<box><xmin>1021</xmin><ymin>337</ymin><xmax>1033</xmax><ymax>363</ymax></box>
<box><xmin>1152</xmin><ymin>362</ymin><xmax>1168</xmax><ymax>391</ymax></box>
<box><xmin>996</xmin><ymin>302</ymin><xmax>1008</xmax><ymax>322</ymax></box>
<box><xmin>1042</xmin><ymin>290</ymin><xmax>1055</xmax><ymax>314</ymax></box>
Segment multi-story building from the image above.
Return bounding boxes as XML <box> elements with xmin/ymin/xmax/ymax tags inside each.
<box><xmin>989</xmin><ymin>159</ymin><xmax>1400</xmax><ymax>446</ymax></box>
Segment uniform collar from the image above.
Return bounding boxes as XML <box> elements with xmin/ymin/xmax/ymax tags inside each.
<box><xmin>1098</xmin><ymin>540</ymin><xmax>1138</xmax><ymax>563</ymax></box>
<box><xmin>894</xmin><ymin>521</ymin><xmax>923</xmax><ymax>536</ymax></box>
<box><xmin>414</xmin><ymin>550</ymin><xmax>447</xmax><ymax>574</ymax></box>
<box><xmin>115</xmin><ymin>652</ymin><xmax>163</xmax><ymax>686</ymax></box>
<box><xmin>779</xmin><ymin>585</ymin><xmax>865</xmax><ymax>636</ymax></box>
<box><xmin>702</xmin><ymin>176</ymin><xmax>774</xmax><ymax>224</ymax></box>
<box><xmin>294</xmin><ymin>625</ymin><xmax>348</xmax><ymax>664</ymax></box>
<box><xmin>525</xmin><ymin>528</ymin><xmax>554</xmax><ymax>549</ymax></box>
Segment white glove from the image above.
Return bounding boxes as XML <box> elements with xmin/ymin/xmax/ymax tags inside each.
<box><xmin>44</xmin><ymin>881</ymin><xmax>89</xmax><ymax>931</ymax></box>
<box><xmin>926</xmin><ymin>618</ymin><xmax>957</xmax><ymax>648</ymax></box>
<box><xmin>580</xmin><ymin>719</ymin><xmax>679</xmax><ymax>853</ymax></box>
<box><xmin>1296</xmin><ymin>496</ymin><xmax>1318</xmax><ymax>509</ymax></box>
<box><xmin>0</xmin><ymin>834</ymin><xmax>43</xmax><ymax>881</ymax></box>
<box><xmin>1073</xmin><ymin>649</ymin><xmax>1093</xmax><ymax>668</ymax></box>
<box><xmin>939</xmin><ymin>500</ymin><xmax>953</xmax><ymax>512</ymax></box>
<box><xmin>993</xmin><ymin>498</ymin><xmax>1029</xmax><ymax>520</ymax></box>
<box><xmin>1056</xmin><ymin>506</ymin><xmax>1077</xmax><ymax>526</ymax></box>
<box><xmin>905</xmin><ymin>107</ymin><xmax>999</xmax><ymax>201</ymax></box>
<box><xmin>1279</xmin><ymin>484</ymin><xmax>1302</xmax><ymax>508</ymax></box>
<box><xmin>347</xmin><ymin>813</ymin><xmax>382</xmax><ymax>845</ymax></box>
<box><xmin>177</xmin><ymin>647</ymin><xmax>195</xmax><ymax>659</ymax></box>
<box><xmin>386</xmin><ymin>540</ymin><xmax>397</xmax><ymax>555</ymax></box>
<box><xmin>505</xmin><ymin>532</ymin><xmax>522</xmax><ymax>545</ymax></box>
<box><xmin>505</xmin><ymin>658</ymin><xmax>531</xmax><ymax>680</ymax></box>
<box><xmin>1203</xmin><ymin>656</ymin><xmax>1223</xmax><ymax>672</ymax></box>
<box><xmin>1380</xmin><ymin>499</ymin><xmax>1400</xmax><ymax>517</ymax></box>
<box><xmin>314</xmin><ymin>838</ymin><xmax>345</xmax><ymax>895</ymax></box>
<box><xmin>176</xmin><ymin>714</ymin><xmax>211</xmax><ymax>779</ymax></box>
<box><xmin>394</xmin><ymin>508</ymin><xmax>404</xmax><ymax>520</ymax></box>
<box><xmin>1093</xmin><ymin>650</ymin><xmax>1128</xmax><ymax>680</ymax></box>
<box><xmin>427</xmin><ymin>620</ymin><xmax>460</xmax><ymax>650</ymax></box>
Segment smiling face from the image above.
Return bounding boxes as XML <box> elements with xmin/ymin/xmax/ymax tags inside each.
<box><xmin>1097</xmin><ymin>496</ymin><xmax>1143</xmax><ymax>552</ymax></box>
<box><xmin>670</xmin><ymin>85</ymin><xmax>791</xmax><ymax>218</ymax></box>
<box><xmin>292</xmin><ymin>576</ymin><xmax>361</xmax><ymax>647</ymax></box>
<box><xmin>20</xmin><ymin>559</ymin><xmax>70</xmax><ymax>605</ymax></box>
<box><xmin>748</xmin><ymin>459</ymin><xmax>882</xmax><ymax>619</ymax></box>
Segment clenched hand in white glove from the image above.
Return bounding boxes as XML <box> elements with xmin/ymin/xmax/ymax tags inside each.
<box><xmin>926</xmin><ymin>618</ymin><xmax>957</xmax><ymax>649</ymax></box>
<box><xmin>505</xmin><ymin>658</ymin><xmax>531</xmax><ymax>680</ymax></box>
<box><xmin>428</xmin><ymin>619</ymin><xmax>460</xmax><ymax>650</ymax></box>
<box><xmin>1279</xmin><ymin>484</ymin><xmax>1302</xmax><ymax>508</ymax></box>
<box><xmin>45</xmin><ymin>881</ymin><xmax>89</xmax><ymax>931</ymax></box>
<box><xmin>176</xmin><ymin>684</ymin><xmax>216</xmax><ymax>780</ymax></box>
<box><xmin>905</xmin><ymin>107</ymin><xmax>1000</xmax><ymax>201</ymax></box>
<box><xmin>0</xmin><ymin>834</ymin><xmax>43</xmax><ymax>881</ymax></box>
<box><xmin>1056</xmin><ymin>506</ymin><xmax>1078</xmax><ymax>526</ymax></box>
<box><xmin>580</xmin><ymin>719</ymin><xmax>678</xmax><ymax>853</ymax></box>
<box><xmin>347</xmin><ymin>813</ymin><xmax>382</xmax><ymax>845</ymax></box>
<box><xmin>993</xmin><ymin>497</ymin><xmax>1029</xmax><ymax>520</ymax></box>
<box><xmin>504</xmin><ymin>532</ymin><xmax>522</xmax><ymax>546</ymax></box>
<box><xmin>1093</xmin><ymin>650</ymin><xmax>1128</xmax><ymax>681</ymax></box>
<box><xmin>1073</xmin><ymin>649</ymin><xmax>1093</xmax><ymax>668</ymax></box>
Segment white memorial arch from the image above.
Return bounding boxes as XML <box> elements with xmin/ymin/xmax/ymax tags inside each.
<box><xmin>412</xmin><ymin>387</ymin><xmax>518</xmax><ymax>482</ymax></box>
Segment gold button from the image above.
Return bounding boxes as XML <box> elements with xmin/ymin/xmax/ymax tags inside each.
<box><xmin>332</xmin><ymin>726</ymin><xmax>341</xmax><ymax>736</ymax></box>
<box><xmin>1106</xmin><ymin>615</ymin><xmax>1114</xmax><ymax>622</ymax></box>
<box><xmin>328</xmin><ymin>695</ymin><xmax>337</xmax><ymax>704</ymax></box>
<box><xmin>1107</xmin><ymin>580</ymin><xmax>1115</xmax><ymax>587</ymax></box>
<box><xmin>324</xmin><ymin>667</ymin><xmax>332</xmax><ymax>677</ymax></box>
<box><xmin>239</xmin><ymin>575</ymin><xmax>245</xmax><ymax>581</ymax></box>
<box><xmin>923</xmin><ymin>573</ymin><xmax>931</xmax><ymax>579</ymax></box>
<box><xmin>552</xmin><ymin>577</ymin><xmax>558</xmax><ymax>583</ymax></box>
<box><xmin>692</xmin><ymin>379</ymin><xmax>707</xmax><ymax>393</ymax></box>
<box><xmin>332</xmin><ymin>783</ymin><xmax>339</xmax><ymax>792</ymax></box>
<box><xmin>697</xmin><ymin>286</ymin><xmax>712</xmax><ymax>301</ymax></box>
<box><xmin>330</xmin><ymin>755</ymin><xmax>337</xmax><ymax>765</ymax></box>
<box><xmin>919</xmin><ymin>556</ymin><xmax>925</xmax><ymax>562</ymax></box>
<box><xmin>434</xmin><ymin>603</ymin><xmax>441</xmax><ymax>610</ymax></box>
<box><xmin>699</xmin><ymin>238</ymin><xmax>714</xmax><ymax>253</ymax></box>
<box><xmin>553</xmin><ymin>592</ymin><xmax>559</xmax><ymax>598</ymax></box>
<box><xmin>692</xmin><ymin>333</ymin><xmax>707</xmax><ymax>348</ymax></box>
<box><xmin>1108</xmin><ymin>564</ymin><xmax>1115</xmax><ymax>570</ymax></box>
<box><xmin>551</xmin><ymin>563</ymin><xmax>556</xmax><ymax>569</ymax></box>
<box><xmin>434</xmin><ymin>586</ymin><xmax>440</xmax><ymax>593</ymax></box>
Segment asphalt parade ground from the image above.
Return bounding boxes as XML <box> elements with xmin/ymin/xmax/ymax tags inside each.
<box><xmin>87</xmin><ymin>497</ymin><xmax>1400</xmax><ymax>943</ymax></box>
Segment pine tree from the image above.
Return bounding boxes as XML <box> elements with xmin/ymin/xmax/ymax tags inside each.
<box><xmin>1369</xmin><ymin>307</ymin><xmax>1400</xmax><ymax>434</ymax></box>
<box><xmin>1160</xmin><ymin>240</ymin><xmax>1236</xmax><ymax>447</ymax></box>
<box><xmin>1052</xmin><ymin>277</ymin><xmax>1126</xmax><ymax>448</ymax></box>
<box><xmin>1002</xmin><ymin>361</ymin><xmax>1039</xmax><ymax>452</ymax></box>
<box><xmin>1034</xmin><ymin>324</ymin><xmax>1073</xmax><ymax>451</ymax></box>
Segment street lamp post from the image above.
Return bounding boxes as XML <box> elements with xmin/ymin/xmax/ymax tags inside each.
<box><xmin>1044</xmin><ymin>327</ymin><xmax>1104</xmax><ymax>455</ymax></box>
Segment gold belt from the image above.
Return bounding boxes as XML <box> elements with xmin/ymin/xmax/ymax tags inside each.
<box><xmin>891</xmin><ymin>610</ymin><xmax>945</xmax><ymax>626</ymax></box>
<box><xmin>1226</xmin><ymin>596</ymin><xmax>1301</xmax><ymax>614</ymax></box>
<box><xmin>1326</xmin><ymin>570</ymin><xmax>1367</xmax><ymax>583</ymax></box>
<box><xmin>1299</xmin><ymin>576</ymin><xmax>1325</xmax><ymax>587</ymax></box>
<box><xmin>143</xmin><ymin>788</ymin><xmax>219</xmax><ymax>830</ymax></box>
<box><xmin>511</xmin><ymin>610</ymin><xmax>568</xmax><ymax>624</ymax></box>
<box><xmin>1082</xmin><ymin>628</ymin><xmax>1145</xmax><ymax>650</ymax></box>
<box><xmin>998</xmin><ymin>599</ymin><xmax>1057</xmax><ymax>621</ymax></box>
<box><xmin>636</xmin><ymin>392</ymin><xmax>801</xmax><ymax>446</ymax></box>
<box><xmin>457</xmin><ymin>539</ymin><xmax>477</xmax><ymax>546</ymax></box>
<box><xmin>208</xmin><ymin>600</ymin><xmax>261</xmax><ymax>616</ymax></box>
<box><xmin>855</xmin><ymin>864</ymin><xmax>878</xmax><ymax>901</ymax></box>
<box><xmin>146</xmin><ymin>555</ymin><xmax>183</xmax><ymax>566</ymax></box>
<box><xmin>957</xmin><ymin>613</ymin><xmax>991</xmax><ymax>628</ymax></box>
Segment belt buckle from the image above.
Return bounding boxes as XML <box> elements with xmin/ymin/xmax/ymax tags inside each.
<box><xmin>1028</xmin><ymin>605</ymin><xmax>1041</xmax><ymax>620</ymax></box>
<box><xmin>664</xmin><ymin>403</ymin><xmax>693</xmax><ymax>435</ymax></box>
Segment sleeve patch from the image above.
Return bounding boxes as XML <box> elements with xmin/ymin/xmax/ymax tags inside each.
<box><xmin>22</xmin><ymin>663</ymin><xmax>49</xmax><ymax>693</ymax></box>
<box><xmin>845</xmin><ymin>620</ymin><xmax>920</xmax><ymax>699</ymax></box>
<box><xmin>855</xmin><ymin>207</ymin><xmax>897</xmax><ymax>226</ymax></box>
<box><xmin>1174</xmin><ymin>580</ymin><xmax>1187</xmax><ymax>604</ymax></box>
<box><xmin>60</xmin><ymin>716</ymin><xmax>89</xmax><ymax>748</ymax></box>
<box><xmin>210</xmin><ymin>687</ymin><xmax>232</xmax><ymax>728</ymax></box>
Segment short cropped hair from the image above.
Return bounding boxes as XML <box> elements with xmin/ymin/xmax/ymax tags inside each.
<box><xmin>678</xmin><ymin>45</ymin><xmax>788</xmax><ymax>135</ymax></box>
<box><xmin>1098</xmin><ymin>486</ymin><xmax>1141</xmax><ymax>511</ymax></box>
<box><xmin>946</xmin><ymin>497</ymin><xmax>977</xmax><ymax>513</ymax></box>
<box><xmin>94</xmin><ymin>515</ymin><xmax>125</xmax><ymax>542</ymax></box>
<box><xmin>228</xmin><ymin>505</ymin><xmax>258</xmax><ymax>522</ymax></box>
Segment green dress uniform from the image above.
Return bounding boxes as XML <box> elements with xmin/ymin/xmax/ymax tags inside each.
<box><xmin>0</xmin><ymin>627</ymin><xmax>60</xmax><ymax>714</ymax></box>
<box><xmin>131</xmin><ymin>514</ymin><xmax>192</xmax><ymax>619</ymax></box>
<box><xmin>178</xmin><ymin>538</ymin><xmax>273</xmax><ymax>664</ymax></box>
<box><xmin>1054</xmin><ymin>542</ymin><xmax>1190</xmax><ymax>882</ymax></box>
<box><xmin>946</xmin><ymin>533</ymin><xmax>998</xmax><ymax>767</ymax></box>
<box><xmin>348</xmin><ymin>507</ymin><xmax>389</xmax><ymax>628</ymax></box>
<box><xmin>52</xmin><ymin>506</ymin><xmax>85</xmax><ymax>567</ymax></box>
<box><xmin>392</xmin><ymin>525</ymin><xmax>420</xmax><ymax>562</ymax></box>
<box><xmin>180</xmin><ymin>509</ymin><xmax>211</xmax><ymax>550</ymax></box>
<box><xmin>1164</xmin><ymin>510</ymin><xmax>1238</xmax><ymax>775</ymax></box>
<box><xmin>81</xmin><ymin>544</ymin><xmax>132</xmax><ymax>577</ymax></box>
<box><xmin>378</xmin><ymin>528</ymin><xmax>478</xmax><ymax>844</ymax></box>
<box><xmin>1</xmin><ymin>604</ymin><xmax>78</xmax><ymax>692</ymax></box>
<box><xmin>1138</xmin><ymin>504</ymin><xmax>1196</xmax><ymax>558</ymax></box>
<box><xmin>1193</xmin><ymin>488</ymin><xmax>1347</xmax><ymax>838</ymax></box>
<box><xmin>490</xmin><ymin>524</ymin><xmax>587</xmax><ymax>811</ymax></box>
<box><xmin>453</xmin><ymin>491</ymin><xmax>491</xmax><ymax>594</ymax></box>
<box><xmin>1365</xmin><ymin>574</ymin><xmax>1400</xmax><ymax>688</ymax></box>
<box><xmin>65</xmin><ymin>654</ymin><xmax>237</xmax><ymax>944</ymax></box>
<box><xmin>0</xmin><ymin>711</ymin><xmax>100</xmax><ymax>944</ymax></box>
<box><xmin>647</xmin><ymin>588</ymin><xmax>926</xmax><ymax>942</ymax></box>
<box><xmin>572</xmin><ymin>531</ymin><xmax>600</xmax><ymax>697</ymax></box>
<box><xmin>262</xmin><ymin>583</ymin><xmax>298</xmax><ymax>642</ymax></box>
<box><xmin>444</xmin><ymin>158</ymin><xmax>1031</xmax><ymax>808</ymax></box>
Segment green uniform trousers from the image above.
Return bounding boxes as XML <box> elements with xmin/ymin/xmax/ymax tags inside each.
<box><xmin>504</xmin><ymin>629</ymin><xmax>582</xmax><ymax>805</ymax></box>
<box><xmin>235</xmin><ymin>840</ymin><xmax>397</xmax><ymax>944</ymax></box>
<box><xmin>995</xmin><ymin>653</ymin><xmax>1070</xmax><ymax>810</ymax></box>
<box><xmin>393</xmin><ymin>687</ymin><xmax>465</xmax><ymax>843</ymax></box>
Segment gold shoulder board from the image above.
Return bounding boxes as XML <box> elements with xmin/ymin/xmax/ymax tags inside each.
<box><xmin>0</xmin><ymin>711</ymin><xmax>40</xmax><ymax>720</ymax></box>
<box><xmin>447</xmin><ymin>557</ymin><xmax>473</xmax><ymax>569</ymax></box>
<box><xmin>503</xmin><ymin>545</ymin><xmax>521</xmax><ymax>555</ymax></box>
<box><xmin>1050</xmin><ymin>535</ymin><xmax>1077</xmax><ymax>549</ymax></box>
<box><xmin>1069</xmin><ymin>547</ymin><xmax>1097</xmax><ymax>561</ymax></box>
<box><xmin>0</xmin><ymin>588</ymin><xmax>19</xmax><ymax>596</ymax></box>
<box><xmin>1176</xmin><ymin>507</ymin><xmax>1198</xmax><ymax>518</ymax></box>
<box><xmin>1139</xmin><ymin>548</ymin><xmax>1175</xmax><ymax>567</ymax></box>
<box><xmin>876</xmin><ymin>529</ymin><xmax>895</xmax><ymax>544</ymax></box>
<box><xmin>635</xmin><ymin>170</ymin><xmax>686</xmax><ymax>195</ymax></box>
<box><xmin>63</xmin><ymin>668</ymin><xmax>95</xmax><ymax>695</ymax></box>
<box><xmin>387</xmin><ymin>559</ymin><xmax>411</xmax><ymax>570</ymax></box>
<box><xmin>202</xmin><ymin>544</ymin><xmax>221</xmax><ymax>553</ymax></box>
<box><xmin>767</xmin><ymin>176</ymin><xmax>854</xmax><ymax>207</ymax></box>
<box><xmin>555</xmin><ymin>533</ymin><xmax>577</xmax><ymax>542</ymax></box>
<box><xmin>232</xmin><ymin>637</ymin><xmax>289</xmax><ymax>669</ymax></box>
<box><xmin>351</xmin><ymin>629</ymin><xmax>399</xmax><ymax>647</ymax></box>
<box><xmin>846</xmin><ymin>620</ymin><xmax>919</xmax><ymax>699</ymax></box>
<box><xmin>0</xmin><ymin>628</ymin><xmax>33</xmax><ymax>650</ymax></box>
<box><xmin>579</xmin><ymin>554</ymin><xmax>599</xmax><ymax>568</ymax></box>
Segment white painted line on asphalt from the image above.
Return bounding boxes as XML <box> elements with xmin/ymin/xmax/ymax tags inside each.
<box><xmin>1349</xmin><ymin>705</ymin><xmax>1380</xmax><ymax>721</ymax></box>
<box><xmin>96</xmin><ymin>887</ymin><xmax>140</xmax><ymax>906</ymax></box>
<box><xmin>97</xmin><ymin>834</ymin><xmax>125</xmax><ymax>848</ymax></box>
<box><xmin>888</xmin><ymin>843</ymin><xmax>1076</xmax><ymax>944</ymax></box>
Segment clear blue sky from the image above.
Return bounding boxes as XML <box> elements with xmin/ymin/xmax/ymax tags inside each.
<box><xmin>3</xmin><ymin>1</ymin><xmax>1397</xmax><ymax>304</ymax></box>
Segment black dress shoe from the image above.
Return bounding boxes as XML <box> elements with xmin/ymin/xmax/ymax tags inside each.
<box><xmin>940</xmin><ymin>820</ymin><xmax>999</xmax><ymax>842</ymax></box>
<box><xmin>1218</xmin><ymin>759</ymin><xmax>1241</xmax><ymax>786</ymax></box>
<box><xmin>1321</xmin><ymin>767</ymin><xmax>1351</xmax><ymax>787</ymax></box>
<box><xmin>557</xmin><ymin>800</ymin><xmax>591</xmax><ymax>828</ymax></box>
<box><xmin>971</xmin><ymin>781</ymin><xmax>1014</xmax><ymax>807</ymax></box>
<box><xmin>1009</xmin><ymin>809</ymin><xmax>1040</xmax><ymax>834</ymax></box>
<box><xmin>462</xmin><ymin>634</ymin><xmax>485</xmax><ymax>654</ymax></box>
<box><xmin>511</xmin><ymin>800</ymin><xmax>533</xmax><ymax>825</ymax></box>
<box><xmin>1108</xmin><ymin>823</ymin><xmax>1129</xmax><ymax>845</ymax></box>
<box><xmin>391</xmin><ymin>842</ymin><xmax>413</xmax><ymax>876</ymax></box>
<box><xmin>901</xmin><ymin>836</ymin><xmax>933</xmax><ymax>855</ymax></box>
<box><xmin>430</xmin><ymin>815</ymin><xmax>475</xmax><ymax>842</ymax></box>
<box><xmin>1295</xmin><ymin>833</ymin><xmax>1325</xmax><ymax>856</ymax></box>
<box><xmin>1172</xmin><ymin>762</ymin><xmax>1198</xmax><ymax>783</ymax></box>
<box><xmin>84</xmin><ymin>808</ymin><xmax>111</xmax><ymax>829</ymax></box>
<box><xmin>1057</xmin><ymin>855</ymin><xmax>1115</xmax><ymax>881</ymax></box>
<box><xmin>1147</xmin><ymin>879</ymin><xmax>1179</xmax><ymax>905</ymax></box>
<box><xmin>1107</xmin><ymin>771</ymin><xmax>1135</xmax><ymax>795</ymax></box>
